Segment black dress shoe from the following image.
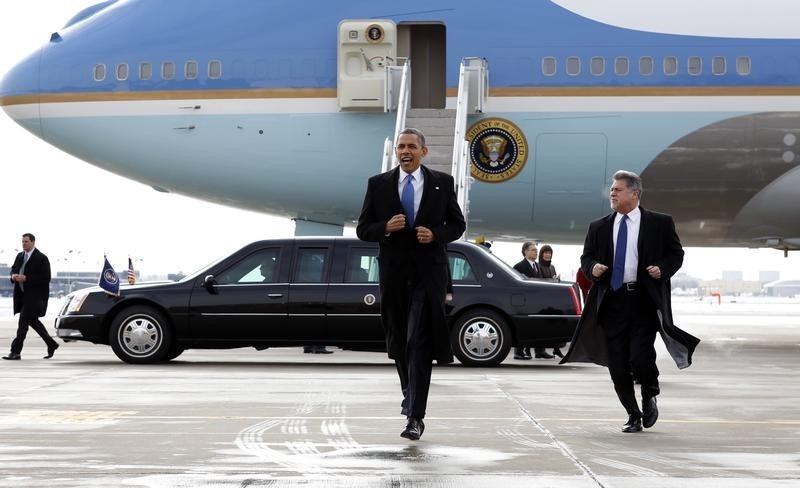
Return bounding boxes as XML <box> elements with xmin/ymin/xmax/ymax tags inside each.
<box><xmin>400</xmin><ymin>418</ymin><xmax>425</xmax><ymax>440</ymax></box>
<box><xmin>44</xmin><ymin>343</ymin><xmax>59</xmax><ymax>359</ymax></box>
<box><xmin>513</xmin><ymin>354</ymin><xmax>530</xmax><ymax>360</ymax></box>
<box><xmin>2</xmin><ymin>353</ymin><xmax>21</xmax><ymax>360</ymax></box>
<box><xmin>642</xmin><ymin>396</ymin><xmax>658</xmax><ymax>428</ymax></box>
<box><xmin>534</xmin><ymin>349</ymin><xmax>555</xmax><ymax>359</ymax></box>
<box><xmin>552</xmin><ymin>347</ymin><xmax>564</xmax><ymax>358</ymax></box>
<box><xmin>314</xmin><ymin>346</ymin><xmax>334</xmax><ymax>354</ymax></box>
<box><xmin>622</xmin><ymin>415</ymin><xmax>642</xmax><ymax>433</ymax></box>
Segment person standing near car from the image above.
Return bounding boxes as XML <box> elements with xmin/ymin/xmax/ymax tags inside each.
<box><xmin>560</xmin><ymin>170</ymin><xmax>699</xmax><ymax>433</ymax></box>
<box><xmin>357</xmin><ymin>128</ymin><xmax>466</xmax><ymax>441</ymax></box>
<box><xmin>512</xmin><ymin>242</ymin><xmax>553</xmax><ymax>360</ymax></box>
<box><xmin>4</xmin><ymin>233</ymin><xmax>59</xmax><ymax>360</ymax></box>
<box><xmin>537</xmin><ymin>244</ymin><xmax>566</xmax><ymax>358</ymax></box>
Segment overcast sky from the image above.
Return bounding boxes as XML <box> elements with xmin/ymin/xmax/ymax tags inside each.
<box><xmin>2</xmin><ymin>1</ymin><xmax>799</xmax><ymax>282</ymax></box>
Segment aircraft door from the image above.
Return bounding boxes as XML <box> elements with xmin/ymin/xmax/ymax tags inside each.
<box><xmin>338</xmin><ymin>20</ymin><xmax>397</xmax><ymax>109</ymax></box>
<box><xmin>532</xmin><ymin>133</ymin><xmax>608</xmax><ymax>240</ymax></box>
<box><xmin>398</xmin><ymin>23</ymin><xmax>446</xmax><ymax>109</ymax></box>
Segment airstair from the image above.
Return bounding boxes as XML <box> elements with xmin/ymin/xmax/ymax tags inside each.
<box><xmin>382</xmin><ymin>57</ymin><xmax>489</xmax><ymax>237</ymax></box>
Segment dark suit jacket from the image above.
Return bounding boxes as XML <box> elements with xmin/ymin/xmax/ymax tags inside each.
<box><xmin>561</xmin><ymin>207</ymin><xmax>700</xmax><ymax>369</ymax></box>
<box><xmin>356</xmin><ymin>165</ymin><xmax>466</xmax><ymax>363</ymax></box>
<box><xmin>11</xmin><ymin>248</ymin><xmax>51</xmax><ymax>317</ymax></box>
<box><xmin>513</xmin><ymin>259</ymin><xmax>539</xmax><ymax>278</ymax></box>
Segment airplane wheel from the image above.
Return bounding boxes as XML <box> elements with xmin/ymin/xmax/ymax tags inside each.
<box><xmin>109</xmin><ymin>306</ymin><xmax>172</xmax><ymax>364</ymax></box>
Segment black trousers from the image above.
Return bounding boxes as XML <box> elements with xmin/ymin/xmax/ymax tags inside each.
<box><xmin>11</xmin><ymin>306</ymin><xmax>58</xmax><ymax>355</ymax></box>
<box><xmin>599</xmin><ymin>286</ymin><xmax>660</xmax><ymax>416</ymax></box>
<box><xmin>395</xmin><ymin>282</ymin><xmax>433</xmax><ymax>419</ymax></box>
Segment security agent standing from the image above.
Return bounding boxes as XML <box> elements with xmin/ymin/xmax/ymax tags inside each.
<box><xmin>4</xmin><ymin>233</ymin><xmax>59</xmax><ymax>360</ymax></box>
<box><xmin>357</xmin><ymin>128</ymin><xmax>466</xmax><ymax>440</ymax></box>
<box><xmin>561</xmin><ymin>171</ymin><xmax>699</xmax><ymax>433</ymax></box>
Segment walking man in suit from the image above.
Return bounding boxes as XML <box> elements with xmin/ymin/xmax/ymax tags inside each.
<box><xmin>512</xmin><ymin>242</ymin><xmax>554</xmax><ymax>360</ymax></box>
<box><xmin>357</xmin><ymin>128</ymin><xmax>466</xmax><ymax>440</ymax></box>
<box><xmin>561</xmin><ymin>171</ymin><xmax>699</xmax><ymax>432</ymax></box>
<box><xmin>4</xmin><ymin>233</ymin><xmax>59</xmax><ymax>360</ymax></box>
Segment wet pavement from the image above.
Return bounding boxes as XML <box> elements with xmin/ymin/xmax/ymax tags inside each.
<box><xmin>0</xmin><ymin>299</ymin><xmax>799</xmax><ymax>487</ymax></box>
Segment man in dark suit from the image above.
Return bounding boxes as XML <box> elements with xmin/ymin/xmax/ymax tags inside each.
<box><xmin>357</xmin><ymin>128</ymin><xmax>466</xmax><ymax>440</ymax></box>
<box><xmin>4</xmin><ymin>233</ymin><xmax>59</xmax><ymax>360</ymax></box>
<box><xmin>512</xmin><ymin>242</ymin><xmax>554</xmax><ymax>360</ymax></box>
<box><xmin>561</xmin><ymin>171</ymin><xmax>699</xmax><ymax>433</ymax></box>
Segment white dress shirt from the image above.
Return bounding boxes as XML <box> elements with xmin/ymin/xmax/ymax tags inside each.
<box><xmin>613</xmin><ymin>206</ymin><xmax>640</xmax><ymax>283</ymax></box>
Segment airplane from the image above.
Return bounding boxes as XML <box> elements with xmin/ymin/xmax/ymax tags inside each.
<box><xmin>1</xmin><ymin>0</ymin><xmax>799</xmax><ymax>252</ymax></box>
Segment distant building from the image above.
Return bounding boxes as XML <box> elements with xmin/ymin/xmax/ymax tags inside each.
<box><xmin>700</xmin><ymin>279</ymin><xmax>762</xmax><ymax>295</ymax></box>
<box><xmin>759</xmin><ymin>270</ymin><xmax>780</xmax><ymax>283</ymax></box>
<box><xmin>721</xmin><ymin>270</ymin><xmax>743</xmax><ymax>281</ymax></box>
<box><xmin>763</xmin><ymin>280</ymin><xmax>800</xmax><ymax>297</ymax></box>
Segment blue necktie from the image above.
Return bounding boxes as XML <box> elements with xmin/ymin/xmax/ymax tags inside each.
<box><xmin>611</xmin><ymin>215</ymin><xmax>628</xmax><ymax>291</ymax></box>
<box><xmin>401</xmin><ymin>174</ymin><xmax>415</xmax><ymax>228</ymax></box>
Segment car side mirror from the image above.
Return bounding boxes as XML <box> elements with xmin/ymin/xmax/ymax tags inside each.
<box><xmin>203</xmin><ymin>274</ymin><xmax>218</xmax><ymax>294</ymax></box>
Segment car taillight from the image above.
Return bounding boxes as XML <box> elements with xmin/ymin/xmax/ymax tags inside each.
<box><xmin>568</xmin><ymin>286</ymin><xmax>582</xmax><ymax>315</ymax></box>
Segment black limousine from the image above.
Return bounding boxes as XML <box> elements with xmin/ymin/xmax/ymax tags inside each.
<box><xmin>56</xmin><ymin>238</ymin><xmax>581</xmax><ymax>366</ymax></box>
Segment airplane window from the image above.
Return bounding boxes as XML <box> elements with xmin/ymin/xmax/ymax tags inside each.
<box><xmin>712</xmin><ymin>56</ymin><xmax>726</xmax><ymax>75</ymax></box>
<box><xmin>736</xmin><ymin>56</ymin><xmax>751</xmax><ymax>75</ymax></box>
<box><xmin>688</xmin><ymin>56</ymin><xmax>702</xmax><ymax>75</ymax></box>
<box><xmin>116</xmin><ymin>63</ymin><xmax>129</xmax><ymax>81</ymax></box>
<box><xmin>542</xmin><ymin>57</ymin><xmax>556</xmax><ymax>76</ymax></box>
<box><xmin>139</xmin><ymin>62</ymin><xmax>152</xmax><ymax>81</ymax></box>
<box><xmin>93</xmin><ymin>64</ymin><xmax>106</xmax><ymax>82</ymax></box>
<box><xmin>185</xmin><ymin>60</ymin><xmax>198</xmax><ymax>79</ymax></box>
<box><xmin>162</xmin><ymin>61</ymin><xmax>175</xmax><ymax>80</ymax></box>
<box><xmin>208</xmin><ymin>60</ymin><xmax>222</xmax><ymax>79</ymax></box>
<box><xmin>566</xmin><ymin>57</ymin><xmax>580</xmax><ymax>76</ymax></box>
<box><xmin>663</xmin><ymin>56</ymin><xmax>678</xmax><ymax>76</ymax></box>
<box><xmin>590</xmin><ymin>57</ymin><xmax>604</xmax><ymax>76</ymax></box>
<box><xmin>639</xmin><ymin>57</ymin><xmax>654</xmax><ymax>76</ymax></box>
<box><xmin>615</xmin><ymin>57</ymin><xmax>629</xmax><ymax>76</ymax></box>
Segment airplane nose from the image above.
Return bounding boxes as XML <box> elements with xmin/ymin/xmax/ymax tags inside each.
<box><xmin>0</xmin><ymin>48</ymin><xmax>42</xmax><ymax>137</ymax></box>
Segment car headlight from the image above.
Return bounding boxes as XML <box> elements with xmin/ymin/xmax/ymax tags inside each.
<box><xmin>66</xmin><ymin>290</ymin><xmax>91</xmax><ymax>313</ymax></box>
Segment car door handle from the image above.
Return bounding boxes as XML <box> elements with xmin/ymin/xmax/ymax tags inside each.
<box><xmin>267</xmin><ymin>293</ymin><xmax>283</xmax><ymax>298</ymax></box>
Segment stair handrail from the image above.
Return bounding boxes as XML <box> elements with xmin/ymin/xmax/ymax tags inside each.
<box><xmin>451</xmin><ymin>57</ymin><xmax>488</xmax><ymax>238</ymax></box>
<box><xmin>381</xmin><ymin>58</ymin><xmax>411</xmax><ymax>172</ymax></box>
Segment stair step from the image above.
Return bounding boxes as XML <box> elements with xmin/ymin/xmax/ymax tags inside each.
<box><xmin>407</xmin><ymin>108</ymin><xmax>456</xmax><ymax>118</ymax></box>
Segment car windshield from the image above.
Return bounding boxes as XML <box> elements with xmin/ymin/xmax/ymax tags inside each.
<box><xmin>175</xmin><ymin>251</ymin><xmax>235</xmax><ymax>283</ymax></box>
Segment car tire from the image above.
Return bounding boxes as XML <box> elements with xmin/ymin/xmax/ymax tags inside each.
<box><xmin>451</xmin><ymin>309</ymin><xmax>511</xmax><ymax>367</ymax></box>
<box><xmin>109</xmin><ymin>305</ymin><xmax>172</xmax><ymax>364</ymax></box>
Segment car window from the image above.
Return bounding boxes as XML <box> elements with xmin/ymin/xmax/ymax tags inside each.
<box><xmin>293</xmin><ymin>248</ymin><xmax>328</xmax><ymax>283</ymax></box>
<box><xmin>448</xmin><ymin>253</ymin><xmax>477</xmax><ymax>284</ymax></box>
<box><xmin>345</xmin><ymin>247</ymin><xmax>379</xmax><ymax>283</ymax></box>
<box><xmin>216</xmin><ymin>248</ymin><xmax>281</xmax><ymax>284</ymax></box>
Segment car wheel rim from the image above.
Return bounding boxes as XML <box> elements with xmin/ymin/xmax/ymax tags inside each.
<box><xmin>119</xmin><ymin>315</ymin><xmax>162</xmax><ymax>357</ymax></box>
<box><xmin>460</xmin><ymin>317</ymin><xmax>500</xmax><ymax>360</ymax></box>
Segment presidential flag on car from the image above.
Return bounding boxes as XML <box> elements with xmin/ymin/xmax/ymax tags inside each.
<box><xmin>127</xmin><ymin>256</ymin><xmax>136</xmax><ymax>285</ymax></box>
<box><xmin>98</xmin><ymin>256</ymin><xmax>120</xmax><ymax>296</ymax></box>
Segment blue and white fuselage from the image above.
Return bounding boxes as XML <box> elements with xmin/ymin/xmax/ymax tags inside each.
<box><xmin>2</xmin><ymin>0</ymin><xmax>800</xmax><ymax>248</ymax></box>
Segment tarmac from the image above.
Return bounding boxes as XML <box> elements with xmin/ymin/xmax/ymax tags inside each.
<box><xmin>0</xmin><ymin>297</ymin><xmax>798</xmax><ymax>487</ymax></box>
